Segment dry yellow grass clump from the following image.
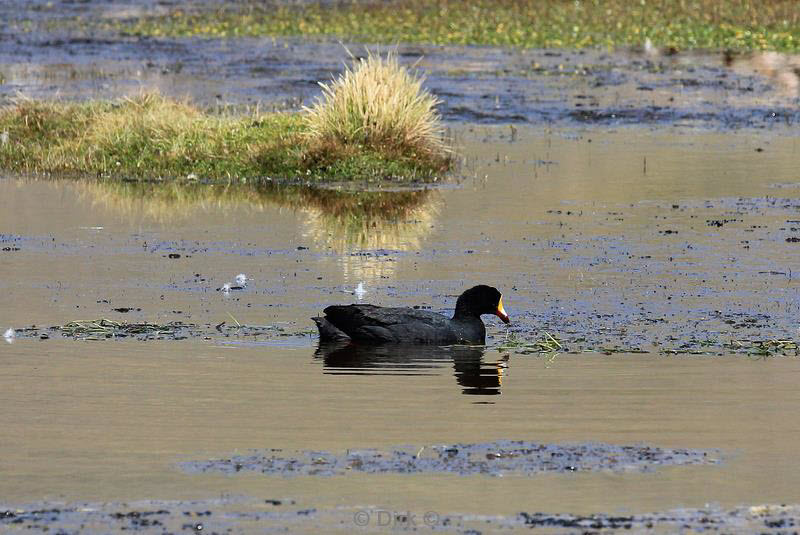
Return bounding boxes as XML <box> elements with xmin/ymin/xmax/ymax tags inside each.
<box><xmin>302</xmin><ymin>52</ymin><xmax>450</xmax><ymax>171</ymax></box>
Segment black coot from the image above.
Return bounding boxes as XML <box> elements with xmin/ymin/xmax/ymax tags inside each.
<box><xmin>312</xmin><ymin>285</ymin><xmax>510</xmax><ymax>345</ymax></box>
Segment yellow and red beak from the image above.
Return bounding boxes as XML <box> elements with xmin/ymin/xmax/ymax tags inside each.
<box><xmin>495</xmin><ymin>296</ymin><xmax>510</xmax><ymax>324</ymax></box>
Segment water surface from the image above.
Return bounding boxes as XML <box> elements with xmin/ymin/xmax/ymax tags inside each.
<box><xmin>2</xmin><ymin>127</ymin><xmax>800</xmax><ymax>531</ymax></box>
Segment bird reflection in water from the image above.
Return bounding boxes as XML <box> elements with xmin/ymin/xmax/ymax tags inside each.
<box><xmin>314</xmin><ymin>343</ymin><xmax>509</xmax><ymax>396</ymax></box>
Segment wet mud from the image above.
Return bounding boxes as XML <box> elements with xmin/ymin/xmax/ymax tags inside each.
<box><xmin>181</xmin><ymin>440</ymin><xmax>719</xmax><ymax>477</ymax></box>
<box><xmin>0</xmin><ymin>497</ymin><xmax>321</xmax><ymax>535</ymax></box>
<box><xmin>2</xmin><ymin>499</ymin><xmax>798</xmax><ymax>534</ymax></box>
<box><xmin>9</xmin><ymin>319</ymin><xmax>313</xmax><ymax>342</ymax></box>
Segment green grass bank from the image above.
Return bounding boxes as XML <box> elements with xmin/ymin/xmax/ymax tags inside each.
<box><xmin>117</xmin><ymin>0</ymin><xmax>800</xmax><ymax>52</ymax></box>
<box><xmin>0</xmin><ymin>56</ymin><xmax>451</xmax><ymax>183</ymax></box>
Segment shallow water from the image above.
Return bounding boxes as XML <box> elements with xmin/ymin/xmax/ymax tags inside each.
<box><xmin>2</xmin><ymin>127</ymin><xmax>800</xmax><ymax>530</ymax></box>
<box><xmin>3</xmin><ymin>338</ymin><xmax>800</xmax><ymax>514</ymax></box>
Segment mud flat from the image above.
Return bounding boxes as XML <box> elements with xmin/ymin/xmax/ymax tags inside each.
<box><xmin>2</xmin><ymin>499</ymin><xmax>798</xmax><ymax>533</ymax></box>
<box><xmin>181</xmin><ymin>440</ymin><xmax>720</xmax><ymax>477</ymax></box>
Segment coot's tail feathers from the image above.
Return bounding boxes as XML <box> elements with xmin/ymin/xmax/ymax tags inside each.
<box><xmin>312</xmin><ymin>316</ymin><xmax>351</xmax><ymax>342</ymax></box>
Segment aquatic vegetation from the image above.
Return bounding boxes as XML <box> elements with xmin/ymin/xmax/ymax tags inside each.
<box><xmin>60</xmin><ymin>319</ymin><xmax>190</xmax><ymax>340</ymax></box>
<box><xmin>117</xmin><ymin>0</ymin><xmax>800</xmax><ymax>52</ymax></box>
<box><xmin>302</xmin><ymin>52</ymin><xmax>449</xmax><ymax>175</ymax></box>
<box><xmin>495</xmin><ymin>331</ymin><xmax>800</xmax><ymax>357</ymax></box>
<box><xmin>0</xmin><ymin>91</ymin><xmax>449</xmax><ymax>182</ymax></box>
<box><xmin>8</xmin><ymin>318</ymin><xmax>309</xmax><ymax>341</ymax></box>
<box><xmin>496</xmin><ymin>331</ymin><xmax>564</xmax><ymax>354</ymax></box>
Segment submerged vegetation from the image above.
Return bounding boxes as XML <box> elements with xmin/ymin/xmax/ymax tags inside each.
<box><xmin>0</xmin><ymin>54</ymin><xmax>450</xmax><ymax>182</ymax></box>
<box><xmin>118</xmin><ymin>0</ymin><xmax>800</xmax><ymax>52</ymax></box>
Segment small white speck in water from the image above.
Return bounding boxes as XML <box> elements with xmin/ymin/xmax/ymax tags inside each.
<box><xmin>221</xmin><ymin>283</ymin><xmax>231</xmax><ymax>293</ymax></box>
<box><xmin>3</xmin><ymin>328</ymin><xmax>15</xmax><ymax>343</ymax></box>
<box><xmin>354</xmin><ymin>282</ymin><xmax>366</xmax><ymax>300</ymax></box>
<box><xmin>235</xmin><ymin>273</ymin><xmax>247</xmax><ymax>286</ymax></box>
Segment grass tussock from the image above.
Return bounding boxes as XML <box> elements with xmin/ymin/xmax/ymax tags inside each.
<box><xmin>0</xmin><ymin>68</ymin><xmax>451</xmax><ymax>182</ymax></box>
<box><xmin>302</xmin><ymin>52</ymin><xmax>449</xmax><ymax>175</ymax></box>
<box><xmin>117</xmin><ymin>0</ymin><xmax>800</xmax><ymax>52</ymax></box>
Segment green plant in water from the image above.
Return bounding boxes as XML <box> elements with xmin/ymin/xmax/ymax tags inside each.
<box><xmin>60</xmin><ymin>319</ymin><xmax>188</xmax><ymax>340</ymax></box>
<box><xmin>497</xmin><ymin>331</ymin><xmax>564</xmax><ymax>354</ymax></box>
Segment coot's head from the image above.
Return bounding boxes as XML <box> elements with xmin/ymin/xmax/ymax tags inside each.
<box><xmin>455</xmin><ymin>285</ymin><xmax>510</xmax><ymax>324</ymax></box>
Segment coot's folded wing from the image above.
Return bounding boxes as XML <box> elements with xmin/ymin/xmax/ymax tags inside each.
<box><xmin>323</xmin><ymin>305</ymin><xmax>457</xmax><ymax>344</ymax></box>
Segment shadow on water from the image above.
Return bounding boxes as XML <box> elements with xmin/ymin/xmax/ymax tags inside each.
<box><xmin>315</xmin><ymin>343</ymin><xmax>507</xmax><ymax>396</ymax></box>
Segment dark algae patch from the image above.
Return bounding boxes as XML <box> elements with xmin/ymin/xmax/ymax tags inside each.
<box><xmin>2</xmin><ymin>500</ymin><xmax>798</xmax><ymax>533</ymax></box>
<box><xmin>0</xmin><ymin>498</ymin><xmax>323</xmax><ymax>534</ymax></box>
<box><xmin>494</xmin><ymin>330</ymin><xmax>800</xmax><ymax>357</ymax></box>
<box><xmin>180</xmin><ymin>440</ymin><xmax>720</xmax><ymax>477</ymax></box>
<box><xmin>512</xmin><ymin>505</ymin><xmax>800</xmax><ymax>532</ymax></box>
<box><xmin>11</xmin><ymin>319</ymin><xmax>312</xmax><ymax>342</ymax></box>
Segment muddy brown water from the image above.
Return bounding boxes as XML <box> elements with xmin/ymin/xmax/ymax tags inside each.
<box><xmin>2</xmin><ymin>127</ymin><xmax>800</xmax><ymax>530</ymax></box>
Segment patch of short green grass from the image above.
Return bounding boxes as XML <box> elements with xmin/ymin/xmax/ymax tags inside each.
<box><xmin>116</xmin><ymin>0</ymin><xmax>800</xmax><ymax>52</ymax></box>
<box><xmin>0</xmin><ymin>94</ymin><xmax>304</xmax><ymax>180</ymax></box>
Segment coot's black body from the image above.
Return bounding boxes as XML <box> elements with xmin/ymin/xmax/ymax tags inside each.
<box><xmin>312</xmin><ymin>285</ymin><xmax>509</xmax><ymax>345</ymax></box>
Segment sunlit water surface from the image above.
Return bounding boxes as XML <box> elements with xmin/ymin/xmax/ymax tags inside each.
<box><xmin>2</xmin><ymin>127</ymin><xmax>800</xmax><ymax>524</ymax></box>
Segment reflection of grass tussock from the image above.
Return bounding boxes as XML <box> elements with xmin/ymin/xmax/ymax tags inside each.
<box><xmin>0</xmin><ymin>92</ymin><xmax>450</xmax><ymax>182</ymax></box>
<box><xmin>300</xmin><ymin>187</ymin><xmax>440</xmax><ymax>252</ymax></box>
<box><xmin>75</xmin><ymin>179</ymin><xmax>280</xmax><ymax>221</ymax></box>
<box><xmin>74</xmin><ymin>178</ymin><xmax>440</xmax><ymax>251</ymax></box>
<box><xmin>119</xmin><ymin>0</ymin><xmax>800</xmax><ymax>52</ymax></box>
<box><xmin>303</xmin><ymin>52</ymin><xmax>449</xmax><ymax>177</ymax></box>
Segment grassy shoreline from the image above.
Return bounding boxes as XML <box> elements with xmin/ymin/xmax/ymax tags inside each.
<box><xmin>0</xmin><ymin>53</ymin><xmax>451</xmax><ymax>183</ymax></box>
<box><xmin>0</xmin><ymin>94</ymin><xmax>449</xmax><ymax>183</ymax></box>
<box><xmin>114</xmin><ymin>0</ymin><xmax>800</xmax><ymax>52</ymax></box>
